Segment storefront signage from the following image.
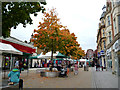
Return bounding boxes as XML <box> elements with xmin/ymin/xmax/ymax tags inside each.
<box><xmin>113</xmin><ymin>39</ymin><xmax>120</xmax><ymax>52</ymax></box>
<box><xmin>100</xmin><ymin>50</ymin><xmax>105</xmax><ymax>56</ymax></box>
<box><xmin>106</xmin><ymin>48</ymin><xmax>111</xmax><ymax>56</ymax></box>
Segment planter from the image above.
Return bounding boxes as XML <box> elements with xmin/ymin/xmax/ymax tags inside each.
<box><xmin>40</xmin><ymin>71</ymin><xmax>60</xmax><ymax>77</ymax></box>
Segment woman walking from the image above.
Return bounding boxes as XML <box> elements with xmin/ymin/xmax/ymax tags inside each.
<box><xmin>74</xmin><ymin>63</ymin><xmax>78</xmax><ymax>75</ymax></box>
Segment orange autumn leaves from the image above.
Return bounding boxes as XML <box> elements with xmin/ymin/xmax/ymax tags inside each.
<box><xmin>31</xmin><ymin>8</ymin><xmax>85</xmax><ymax>59</ymax></box>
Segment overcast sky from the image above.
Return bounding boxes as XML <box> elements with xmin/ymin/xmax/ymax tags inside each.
<box><xmin>11</xmin><ymin>0</ymin><xmax>106</xmax><ymax>52</ymax></box>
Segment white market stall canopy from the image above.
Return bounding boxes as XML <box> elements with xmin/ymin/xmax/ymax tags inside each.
<box><xmin>0</xmin><ymin>42</ymin><xmax>22</xmax><ymax>55</ymax></box>
<box><xmin>79</xmin><ymin>59</ymin><xmax>89</xmax><ymax>62</ymax></box>
<box><xmin>37</xmin><ymin>51</ymin><xmax>67</xmax><ymax>59</ymax></box>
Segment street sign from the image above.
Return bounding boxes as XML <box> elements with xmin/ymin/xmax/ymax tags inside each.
<box><xmin>98</xmin><ymin>52</ymin><xmax>100</xmax><ymax>57</ymax></box>
<box><xmin>100</xmin><ymin>50</ymin><xmax>105</xmax><ymax>56</ymax></box>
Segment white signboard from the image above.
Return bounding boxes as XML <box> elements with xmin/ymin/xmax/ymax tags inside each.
<box><xmin>113</xmin><ymin>39</ymin><xmax>120</xmax><ymax>52</ymax></box>
<box><xmin>106</xmin><ymin>48</ymin><xmax>111</xmax><ymax>56</ymax></box>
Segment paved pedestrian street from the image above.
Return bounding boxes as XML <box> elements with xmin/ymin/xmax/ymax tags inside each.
<box><xmin>91</xmin><ymin>67</ymin><xmax>118</xmax><ymax>88</ymax></box>
<box><xmin>22</xmin><ymin>68</ymin><xmax>92</xmax><ymax>88</ymax></box>
<box><xmin>18</xmin><ymin>67</ymin><xmax>118</xmax><ymax>88</ymax></box>
<box><xmin>1</xmin><ymin>67</ymin><xmax>119</xmax><ymax>89</ymax></box>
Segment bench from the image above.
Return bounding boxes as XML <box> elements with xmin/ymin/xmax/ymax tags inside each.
<box><xmin>2</xmin><ymin>83</ymin><xmax>19</xmax><ymax>89</ymax></box>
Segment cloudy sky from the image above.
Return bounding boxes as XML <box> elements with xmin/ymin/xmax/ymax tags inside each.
<box><xmin>11</xmin><ymin>0</ymin><xmax>106</xmax><ymax>52</ymax></box>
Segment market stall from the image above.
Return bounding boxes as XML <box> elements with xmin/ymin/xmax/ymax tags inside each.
<box><xmin>0</xmin><ymin>42</ymin><xmax>23</xmax><ymax>78</ymax></box>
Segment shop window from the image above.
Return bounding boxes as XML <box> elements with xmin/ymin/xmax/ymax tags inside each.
<box><xmin>109</xmin><ymin>31</ymin><xmax>112</xmax><ymax>43</ymax></box>
<box><xmin>118</xmin><ymin>15</ymin><xmax>120</xmax><ymax>32</ymax></box>
<box><xmin>103</xmin><ymin>29</ymin><xmax>105</xmax><ymax>37</ymax></box>
<box><xmin>109</xmin><ymin>52</ymin><xmax>112</xmax><ymax>59</ymax></box>
<box><xmin>108</xmin><ymin>16</ymin><xmax>111</xmax><ymax>26</ymax></box>
<box><xmin>114</xmin><ymin>18</ymin><xmax>117</xmax><ymax>35</ymax></box>
<box><xmin>103</xmin><ymin>40</ymin><xmax>106</xmax><ymax>49</ymax></box>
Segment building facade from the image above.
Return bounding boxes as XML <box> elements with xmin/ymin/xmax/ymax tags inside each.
<box><xmin>97</xmin><ymin>6</ymin><xmax>106</xmax><ymax>68</ymax></box>
<box><xmin>86</xmin><ymin>49</ymin><xmax>94</xmax><ymax>61</ymax></box>
<box><xmin>97</xmin><ymin>0</ymin><xmax>120</xmax><ymax>75</ymax></box>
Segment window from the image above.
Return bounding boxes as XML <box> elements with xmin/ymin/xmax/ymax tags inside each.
<box><xmin>108</xmin><ymin>16</ymin><xmax>110</xmax><ymax>26</ymax></box>
<box><xmin>101</xmin><ymin>19</ymin><xmax>104</xmax><ymax>25</ymax></box>
<box><xmin>109</xmin><ymin>31</ymin><xmax>112</xmax><ymax>43</ymax></box>
<box><xmin>109</xmin><ymin>52</ymin><xmax>112</xmax><ymax>59</ymax></box>
<box><xmin>103</xmin><ymin>40</ymin><xmax>106</xmax><ymax>49</ymax></box>
<box><xmin>118</xmin><ymin>15</ymin><xmax>120</xmax><ymax>32</ymax></box>
<box><xmin>117</xmin><ymin>1</ymin><xmax>120</xmax><ymax>6</ymax></box>
<box><xmin>112</xmin><ymin>2</ymin><xmax>114</xmax><ymax>8</ymax></box>
<box><xmin>103</xmin><ymin>29</ymin><xmax>105</xmax><ymax>37</ymax></box>
<box><xmin>114</xmin><ymin>18</ymin><xmax>117</xmax><ymax>35</ymax></box>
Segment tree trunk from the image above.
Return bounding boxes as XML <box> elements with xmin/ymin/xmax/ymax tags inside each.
<box><xmin>50</xmin><ymin>39</ymin><xmax>54</xmax><ymax>71</ymax></box>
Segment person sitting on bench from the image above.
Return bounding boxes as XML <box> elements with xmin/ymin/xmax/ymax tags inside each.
<box><xmin>8</xmin><ymin>66</ymin><xmax>23</xmax><ymax>89</ymax></box>
<box><xmin>59</xmin><ymin>65</ymin><xmax>68</xmax><ymax>77</ymax></box>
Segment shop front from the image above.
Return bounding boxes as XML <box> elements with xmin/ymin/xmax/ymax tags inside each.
<box><xmin>1</xmin><ymin>37</ymin><xmax>36</xmax><ymax>70</ymax></box>
<box><xmin>106</xmin><ymin>48</ymin><xmax>112</xmax><ymax>71</ymax></box>
<box><xmin>100</xmin><ymin>50</ymin><xmax>106</xmax><ymax>68</ymax></box>
<box><xmin>113</xmin><ymin>39</ymin><xmax>120</xmax><ymax>75</ymax></box>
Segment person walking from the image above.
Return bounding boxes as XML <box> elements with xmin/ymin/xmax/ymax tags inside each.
<box><xmin>19</xmin><ymin>61</ymin><xmax>23</xmax><ymax>73</ymax></box>
<box><xmin>8</xmin><ymin>66</ymin><xmax>23</xmax><ymax>89</ymax></box>
<box><xmin>15</xmin><ymin>61</ymin><xmax>19</xmax><ymax>67</ymax></box>
<box><xmin>74</xmin><ymin>63</ymin><xmax>78</xmax><ymax>75</ymax></box>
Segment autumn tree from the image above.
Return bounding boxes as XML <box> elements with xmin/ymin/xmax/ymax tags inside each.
<box><xmin>58</xmin><ymin>29</ymin><xmax>80</xmax><ymax>59</ymax></box>
<box><xmin>32</xmin><ymin>8</ymin><xmax>64</xmax><ymax>61</ymax></box>
<box><xmin>2</xmin><ymin>1</ymin><xmax>46</xmax><ymax>37</ymax></box>
<box><xmin>32</xmin><ymin>8</ymin><xmax>85</xmax><ymax>61</ymax></box>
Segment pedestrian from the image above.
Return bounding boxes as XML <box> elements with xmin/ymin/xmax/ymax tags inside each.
<box><xmin>42</xmin><ymin>61</ymin><xmax>45</xmax><ymax>68</ymax></box>
<box><xmin>95</xmin><ymin>63</ymin><xmax>98</xmax><ymax>71</ymax></box>
<box><xmin>101</xmin><ymin>66</ymin><xmax>103</xmax><ymax>71</ymax></box>
<box><xmin>8</xmin><ymin>66</ymin><xmax>23</xmax><ymax>89</ymax></box>
<box><xmin>59</xmin><ymin>65</ymin><xmax>68</xmax><ymax>77</ymax></box>
<box><xmin>37</xmin><ymin>61</ymin><xmax>39</xmax><ymax>67</ymax></box>
<box><xmin>15</xmin><ymin>61</ymin><xmax>19</xmax><ymax>67</ymax></box>
<box><xmin>19</xmin><ymin>61</ymin><xmax>23</xmax><ymax>73</ymax></box>
<box><xmin>74</xmin><ymin>63</ymin><xmax>78</xmax><ymax>75</ymax></box>
<box><xmin>86</xmin><ymin>61</ymin><xmax>89</xmax><ymax>71</ymax></box>
<box><xmin>56</xmin><ymin>64</ymin><xmax>62</xmax><ymax>71</ymax></box>
<box><xmin>34</xmin><ymin>62</ymin><xmax>37</xmax><ymax>68</ymax></box>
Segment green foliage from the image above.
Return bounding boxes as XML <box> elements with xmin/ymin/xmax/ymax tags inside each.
<box><xmin>2</xmin><ymin>1</ymin><xmax>46</xmax><ymax>37</ymax></box>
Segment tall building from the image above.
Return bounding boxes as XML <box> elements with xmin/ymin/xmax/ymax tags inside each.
<box><xmin>86</xmin><ymin>49</ymin><xmax>94</xmax><ymax>61</ymax></box>
<box><xmin>97</xmin><ymin>5</ymin><xmax>106</xmax><ymax>68</ymax></box>
<box><xmin>97</xmin><ymin>0</ymin><xmax>120</xmax><ymax>75</ymax></box>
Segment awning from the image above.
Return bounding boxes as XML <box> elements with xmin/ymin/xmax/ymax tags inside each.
<box><xmin>2</xmin><ymin>39</ymin><xmax>36</xmax><ymax>54</ymax></box>
<box><xmin>56</xmin><ymin>52</ymin><xmax>67</xmax><ymax>58</ymax></box>
<box><xmin>79</xmin><ymin>59</ymin><xmax>89</xmax><ymax>62</ymax></box>
<box><xmin>29</xmin><ymin>54</ymin><xmax>41</xmax><ymax>59</ymax></box>
<box><xmin>53</xmin><ymin>58</ymin><xmax>64</xmax><ymax>61</ymax></box>
<box><xmin>0</xmin><ymin>42</ymin><xmax>22</xmax><ymax>55</ymax></box>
